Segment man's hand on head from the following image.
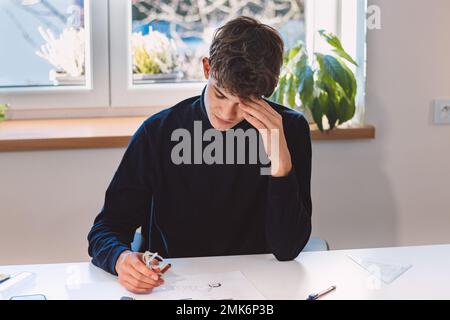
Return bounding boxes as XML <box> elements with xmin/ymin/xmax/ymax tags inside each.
<box><xmin>115</xmin><ymin>250</ymin><xmax>164</xmax><ymax>294</ymax></box>
<box><xmin>239</xmin><ymin>97</ymin><xmax>293</xmax><ymax>177</ymax></box>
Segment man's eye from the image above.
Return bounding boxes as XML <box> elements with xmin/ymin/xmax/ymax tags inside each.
<box><xmin>215</xmin><ymin>94</ymin><xmax>226</xmax><ymax>99</ymax></box>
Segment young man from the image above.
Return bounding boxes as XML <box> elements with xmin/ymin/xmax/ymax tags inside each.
<box><xmin>88</xmin><ymin>16</ymin><xmax>312</xmax><ymax>294</ymax></box>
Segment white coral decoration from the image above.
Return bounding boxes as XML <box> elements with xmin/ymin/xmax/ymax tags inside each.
<box><xmin>131</xmin><ymin>28</ymin><xmax>178</xmax><ymax>74</ymax></box>
<box><xmin>36</xmin><ymin>27</ymin><xmax>85</xmax><ymax>77</ymax></box>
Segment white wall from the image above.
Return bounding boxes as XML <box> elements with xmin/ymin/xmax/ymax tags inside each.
<box><xmin>0</xmin><ymin>149</ymin><xmax>123</xmax><ymax>264</ymax></box>
<box><xmin>312</xmin><ymin>0</ymin><xmax>450</xmax><ymax>249</ymax></box>
<box><xmin>1</xmin><ymin>0</ymin><xmax>450</xmax><ymax>265</ymax></box>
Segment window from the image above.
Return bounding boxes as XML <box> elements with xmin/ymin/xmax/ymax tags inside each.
<box><xmin>306</xmin><ymin>0</ymin><xmax>367</xmax><ymax>125</ymax></box>
<box><xmin>0</xmin><ymin>0</ymin><xmax>109</xmax><ymax>111</ymax></box>
<box><xmin>0</xmin><ymin>0</ymin><xmax>87</xmax><ymax>88</ymax></box>
<box><xmin>130</xmin><ymin>0</ymin><xmax>305</xmax><ymax>85</ymax></box>
<box><xmin>110</xmin><ymin>0</ymin><xmax>308</xmax><ymax>108</ymax></box>
<box><xmin>0</xmin><ymin>0</ymin><xmax>367</xmax><ymax>123</ymax></box>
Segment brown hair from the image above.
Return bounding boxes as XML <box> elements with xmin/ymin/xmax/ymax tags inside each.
<box><xmin>208</xmin><ymin>16</ymin><xmax>284</xmax><ymax>99</ymax></box>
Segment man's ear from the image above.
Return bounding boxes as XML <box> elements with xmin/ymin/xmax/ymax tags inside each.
<box><xmin>202</xmin><ymin>57</ymin><xmax>210</xmax><ymax>79</ymax></box>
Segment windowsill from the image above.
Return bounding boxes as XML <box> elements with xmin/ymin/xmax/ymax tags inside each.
<box><xmin>0</xmin><ymin>117</ymin><xmax>375</xmax><ymax>152</ymax></box>
<box><xmin>310</xmin><ymin>123</ymin><xmax>376</xmax><ymax>141</ymax></box>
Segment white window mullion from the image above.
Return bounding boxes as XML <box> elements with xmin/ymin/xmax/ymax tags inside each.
<box><xmin>306</xmin><ymin>0</ymin><xmax>340</xmax><ymax>55</ymax></box>
<box><xmin>340</xmin><ymin>0</ymin><xmax>367</xmax><ymax>125</ymax></box>
<box><xmin>355</xmin><ymin>0</ymin><xmax>368</xmax><ymax>125</ymax></box>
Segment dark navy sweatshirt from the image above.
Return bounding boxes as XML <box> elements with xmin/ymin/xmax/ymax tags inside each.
<box><xmin>88</xmin><ymin>85</ymin><xmax>312</xmax><ymax>275</ymax></box>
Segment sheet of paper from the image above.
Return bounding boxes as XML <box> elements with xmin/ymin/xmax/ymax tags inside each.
<box><xmin>66</xmin><ymin>271</ymin><xmax>265</xmax><ymax>300</ymax></box>
<box><xmin>347</xmin><ymin>254</ymin><xmax>412</xmax><ymax>284</ymax></box>
<box><xmin>138</xmin><ymin>271</ymin><xmax>265</xmax><ymax>300</ymax></box>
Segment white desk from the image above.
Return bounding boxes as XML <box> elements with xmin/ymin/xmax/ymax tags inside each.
<box><xmin>1</xmin><ymin>244</ymin><xmax>450</xmax><ymax>300</ymax></box>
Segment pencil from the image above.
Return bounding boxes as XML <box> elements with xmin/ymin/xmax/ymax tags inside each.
<box><xmin>159</xmin><ymin>263</ymin><xmax>172</xmax><ymax>274</ymax></box>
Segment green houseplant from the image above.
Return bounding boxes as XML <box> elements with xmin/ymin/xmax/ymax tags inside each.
<box><xmin>270</xmin><ymin>30</ymin><xmax>358</xmax><ymax>132</ymax></box>
<box><xmin>0</xmin><ymin>104</ymin><xmax>8</xmax><ymax>122</ymax></box>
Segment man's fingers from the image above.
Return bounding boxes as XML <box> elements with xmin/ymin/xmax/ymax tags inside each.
<box><xmin>252</xmin><ymin>97</ymin><xmax>281</xmax><ymax>119</ymax></box>
<box><xmin>151</xmin><ymin>266</ymin><xmax>162</xmax><ymax>273</ymax></box>
<box><xmin>239</xmin><ymin>102</ymin><xmax>278</xmax><ymax>129</ymax></box>
<box><xmin>151</xmin><ymin>259</ymin><xmax>159</xmax><ymax>266</ymax></box>
<box><xmin>130</xmin><ymin>254</ymin><xmax>161</xmax><ymax>281</ymax></box>
<box><xmin>122</xmin><ymin>272</ymin><xmax>155</xmax><ymax>288</ymax></box>
<box><xmin>241</xmin><ymin>105</ymin><xmax>274</xmax><ymax>128</ymax></box>
<box><xmin>243</xmin><ymin>112</ymin><xmax>266</xmax><ymax>130</ymax></box>
<box><xmin>240</xmin><ymin>99</ymin><xmax>274</xmax><ymax>121</ymax></box>
<box><xmin>122</xmin><ymin>279</ymin><xmax>154</xmax><ymax>294</ymax></box>
<box><xmin>123</xmin><ymin>271</ymin><xmax>161</xmax><ymax>289</ymax></box>
<box><xmin>122</xmin><ymin>275</ymin><xmax>152</xmax><ymax>290</ymax></box>
<box><xmin>134</xmin><ymin>252</ymin><xmax>160</xmax><ymax>270</ymax></box>
<box><xmin>243</xmin><ymin>97</ymin><xmax>280</xmax><ymax>119</ymax></box>
<box><xmin>150</xmin><ymin>259</ymin><xmax>161</xmax><ymax>273</ymax></box>
<box><xmin>127</xmin><ymin>266</ymin><xmax>161</xmax><ymax>287</ymax></box>
<box><xmin>117</xmin><ymin>252</ymin><xmax>166</xmax><ymax>294</ymax></box>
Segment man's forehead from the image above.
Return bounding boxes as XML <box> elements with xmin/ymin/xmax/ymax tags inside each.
<box><xmin>211</xmin><ymin>82</ymin><xmax>234</xmax><ymax>97</ymax></box>
<box><xmin>213</xmin><ymin>82</ymin><xmax>251</xmax><ymax>101</ymax></box>
<box><xmin>213</xmin><ymin>84</ymin><xmax>229</xmax><ymax>95</ymax></box>
<box><xmin>210</xmin><ymin>77</ymin><xmax>258</xmax><ymax>101</ymax></box>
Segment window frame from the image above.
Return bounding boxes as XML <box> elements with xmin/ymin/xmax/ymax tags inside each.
<box><xmin>1</xmin><ymin>0</ymin><xmax>367</xmax><ymax>123</ymax></box>
<box><xmin>0</xmin><ymin>0</ymin><xmax>110</xmax><ymax>110</ymax></box>
<box><xmin>109</xmin><ymin>0</ymin><xmax>208</xmax><ymax>109</ymax></box>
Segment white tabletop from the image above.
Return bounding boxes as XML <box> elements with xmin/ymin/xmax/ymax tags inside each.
<box><xmin>1</xmin><ymin>244</ymin><xmax>450</xmax><ymax>300</ymax></box>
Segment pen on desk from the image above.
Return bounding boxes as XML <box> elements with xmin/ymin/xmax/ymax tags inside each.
<box><xmin>0</xmin><ymin>274</ymin><xmax>11</xmax><ymax>284</ymax></box>
<box><xmin>306</xmin><ymin>285</ymin><xmax>336</xmax><ymax>300</ymax></box>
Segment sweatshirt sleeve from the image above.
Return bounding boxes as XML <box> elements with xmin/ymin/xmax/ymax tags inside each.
<box><xmin>87</xmin><ymin>123</ymin><xmax>154</xmax><ymax>275</ymax></box>
<box><xmin>265</xmin><ymin>114</ymin><xmax>312</xmax><ymax>261</ymax></box>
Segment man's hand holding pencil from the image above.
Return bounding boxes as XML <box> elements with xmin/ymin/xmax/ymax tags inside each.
<box><xmin>115</xmin><ymin>250</ymin><xmax>170</xmax><ymax>294</ymax></box>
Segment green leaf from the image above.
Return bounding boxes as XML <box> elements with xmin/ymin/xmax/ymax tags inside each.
<box><xmin>274</xmin><ymin>75</ymin><xmax>287</xmax><ymax>105</ymax></box>
<box><xmin>318</xmin><ymin>30</ymin><xmax>358</xmax><ymax>66</ymax></box>
<box><xmin>284</xmin><ymin>42</ymin><xmax>303</xmax><ymax>65</ymax></box>
<box><xmin>310</xmin><ymin>90</ymin><xmax>329</xmax><ymax>132</ymax></box>
<box><xmin>0</xmin><ymin>103</ymin><xmax>8</xmax><ymax>121</ymax></box>
<box><xmin>311</xmin><ymin>98</ymin><xmax>323</xmax><ymax>132</ymax></box>
<box><xmin>340</xmin><ymin>60</ymin><xmax>358</xmax><ymax>100</ymax></box>
<box><xmin>316</xmin><ymin>54</ymin><xmax>353</xmax><ymax>98</ymax></box>
<box><xmin>296</xmin><ymin>55</ymin><xmax>314</xmax><ymax>107</ymax></box>
<box><xmin>337</xmin><ymin>96</ymin><xmax>356</xmax><ymax>124</ymax></box>
<box><xmin>316</xmin><ymin>79</ymin><xmax>338</xmax><ymax>104</ymax></box>
<box><xmin>317</xmin><ymin>31</ymin><xmax>358</xmax><ymax>100</ymax></box>
<box><xmin>327</xmin><ymin>100</ymin><xmax>338</xmax><ymax>130</ymax></box>
<box><xmin>277</xmin><ymin>75</ymin><xmax>287</xmax><ymax>104</ymax></box>
<box><xmin>288</xmin><ymin>45</ymin><xmax>301</xmax><ymax>61</ymax></box>
<box><xmin>274</xmin><ymin>30</ymin><xmax>358</xmax><ymax>130</ymax></box>
<box><xmin>287</xmin><ymin>75</ymin><xmax>297</xmax><ymax>108</ymax></box>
